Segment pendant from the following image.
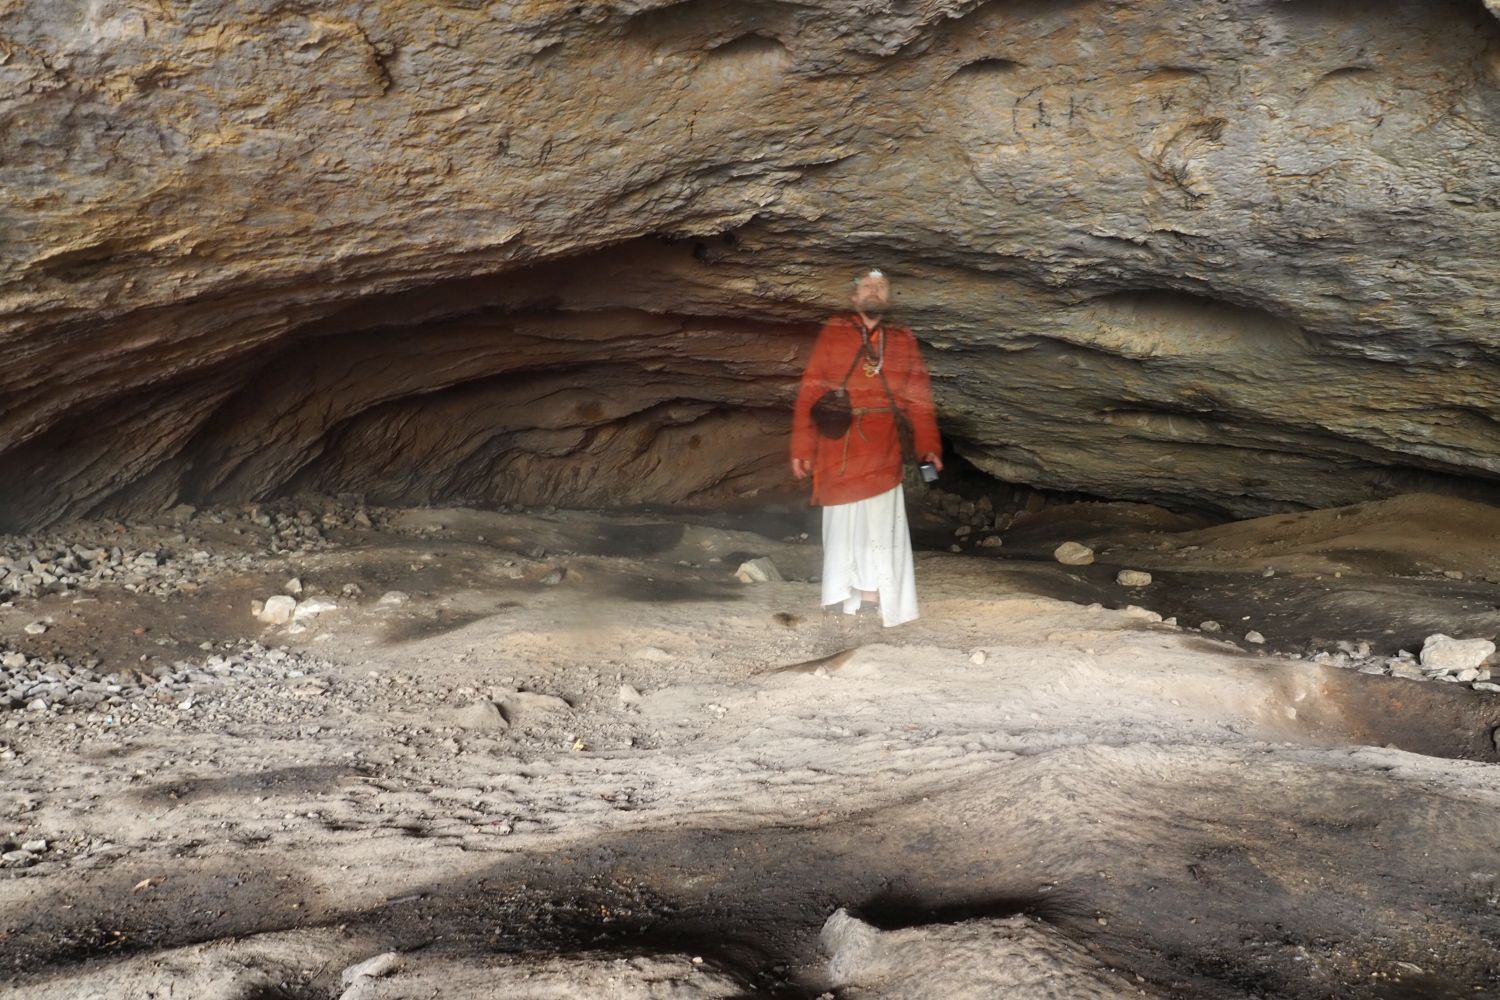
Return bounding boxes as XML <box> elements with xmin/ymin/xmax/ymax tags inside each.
<box><xmin>862</xmin><ymin>358</ymin><xmax>880</xmax><ymax>378</ymax></box>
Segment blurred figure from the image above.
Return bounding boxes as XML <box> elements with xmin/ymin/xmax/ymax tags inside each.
<box><xmin>790</xmin><ymin>269</ymin><xmax>942</xmax><ymax>627</ymax></box>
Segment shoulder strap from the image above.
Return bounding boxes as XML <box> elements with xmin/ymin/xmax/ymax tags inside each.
<box><xmin>873</xmin><ymin>363</ymin><xmax>903</xmax><ymax>414</ymax></box>
<box><xmin>867</xmin><ymin>327</ymin><xmax>902</xmax><ymax>410</ymax></box>
<box><xmin>834</xmin><ymin>321</ymin><xmax>870</xmax><ymax>389</ymax></box>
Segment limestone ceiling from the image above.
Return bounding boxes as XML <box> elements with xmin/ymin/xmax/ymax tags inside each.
<box><xmin>0</xmin><ymin>0</ymin><xmax>1497</xmax><ymax>529</ymax></box>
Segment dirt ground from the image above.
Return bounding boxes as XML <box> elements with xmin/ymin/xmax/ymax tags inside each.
<box><xmin>1</xmin><ymin>494</ymin><xmax>1498</xmax><ymax>999</ymax></box>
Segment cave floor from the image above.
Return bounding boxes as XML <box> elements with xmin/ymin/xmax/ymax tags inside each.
<box><xmin>1</xmin><ymin>497</ymin><xmax>1498</xmax><ymax>999</ymax></box>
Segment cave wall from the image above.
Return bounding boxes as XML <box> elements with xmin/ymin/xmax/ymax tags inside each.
<box><xmin>1</xmin><ymin>0</ymin><xmax>1498</xmax><ymax>530</ymax></box>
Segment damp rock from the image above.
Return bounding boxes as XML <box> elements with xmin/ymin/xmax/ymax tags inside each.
<box><xmin>1245</xmin><ymin>630</ymin><xmax>1266</xmax><ymax>644</ymax></box>
<box><xmin>1116</xmin><ymin>569</ymin><xmax>1152</xmax><ymax>587</ymax></box>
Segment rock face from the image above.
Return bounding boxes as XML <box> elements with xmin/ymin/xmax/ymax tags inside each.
<box><xmin>1</xmin><ymin>1</ymin><xmax>1498</xmax><ymax>529</ymax></box>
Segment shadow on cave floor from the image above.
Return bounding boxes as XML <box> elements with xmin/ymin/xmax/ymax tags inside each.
<box><xmin>423</xmin><ymin>498</ymin><xmax>1500</xmax><ymax>661</ymax></box>
<box><xmin>986</xmin><ymin>556</ymin><xmax>1500</xmax><ymax>660</ymax></box>
<box><xmin>381</xmin><ymin>604</ymin><xmax>519</xmax><ymax>644</ymax></box>
<box><xmin>11</xmin><ymin>764</ymin><xmax>1498</xmax><ymax>999</ymax></box>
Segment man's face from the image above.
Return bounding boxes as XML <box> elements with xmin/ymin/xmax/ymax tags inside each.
<box><xmin>852</xmin><ymin>274</ymin><xmax>890</xmax><ymax>314</ymax></box>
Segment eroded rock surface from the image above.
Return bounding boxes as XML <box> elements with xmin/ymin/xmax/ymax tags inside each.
<box><xmin>1</xmin><ymin>0</ymin><xmax>1498</xmax><ymax>528</ymax></box>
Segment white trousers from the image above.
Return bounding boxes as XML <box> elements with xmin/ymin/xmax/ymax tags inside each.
<box><xmin>820</xmin><ymin>484</ymin><xmax>919</xmax><ymax>628</ymax></box>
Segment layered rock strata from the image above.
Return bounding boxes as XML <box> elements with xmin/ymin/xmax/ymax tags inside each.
<box><xmin>1</xmin><ymin>0</ymin><xmax>1498</xmax><ymax>529</ymax></box>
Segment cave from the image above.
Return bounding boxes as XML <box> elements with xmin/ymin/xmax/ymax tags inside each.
<box><xmin>3</xmin><ymin>0</ymin><xmax>1499</xmax><ymax>530</ymax></box>
<box><xmin>3</xmin><ymin>1</ymin><xmax>1500</xmax><ymax>998</ymax></box>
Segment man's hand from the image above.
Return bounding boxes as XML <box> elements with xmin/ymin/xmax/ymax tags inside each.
<box><xmin>791</xmin><ymin>458</ymin><xmax>813</xmax><ymax>480</ymax></box>
<box><xmin>922</xmin><ymin>453</ymin><xmax>944</xmax><ymax>472</ymax></box>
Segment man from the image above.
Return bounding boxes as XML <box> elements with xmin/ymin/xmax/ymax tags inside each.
<box><xmin>790</xmin><ymin>268</ymin><xmax>943</xmax><ymax>627</ymax></box>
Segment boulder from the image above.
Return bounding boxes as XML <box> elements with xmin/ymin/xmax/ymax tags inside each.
<box><xmin>256</xmin><ymin>596</ymin><xmax>297</xmax><ymax>626</ymax></box>
<box><xmin>1053</xmin><ymin>542</ymin><xmax>1095</xmax><ymax>566</ymax></box>
<box><xmin>453</xmin><ymin>700</ymin><xmax>507</xmax><ymax>731</ymax></box>
<box><xmin>1419</xmin><ymin>634</ymin><xmax>1496</xmax><ymax>674</ymax></box>
<box><xmin>499</xmin><ymin>691</ymin><xmax>572</xmax><ymax>722</ymax></box>
<box><xmin>735</xmin><ymin>557</ymin><xmax>784</xmax><ymax>584</ymax></box>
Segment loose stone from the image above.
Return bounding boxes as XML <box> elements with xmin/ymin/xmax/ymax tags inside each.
<box><xmin>454</xmin><ymin>700</ymin><xmax>507</xmax><ymax>731</ymax></box>
<box><xmin>1053</xmin><ymin>542</ymin><xmax>1094</xmax><ymax>566</ymax></box>
<box><xmin>292</xmin><ymin>598</ymin><xmax>338</xmax><ymax>620</ymax></box>
<box><xmin>1419</xmin><ymin>634</ymin><xmax>1495</xmax><ymax>673</ymax></box>
<box><xmin>735</xmin><ymin>557</ymin><xmax>783</xmax><ymax>583</ymax></box>
<box><xmin>256</xmin><ymin>595</ymin><xmax>297</xmax><ymax>625</ymax></box>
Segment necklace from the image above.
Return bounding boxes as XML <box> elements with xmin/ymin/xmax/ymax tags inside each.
<box><xmin>859</xmin><ymin>319</ymin><xmax>884</xmax><ymax>378</ymax></box>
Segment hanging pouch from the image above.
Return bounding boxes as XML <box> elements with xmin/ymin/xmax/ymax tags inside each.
<box><xmin>810</xmin><ymin>342</ymin><xmax>868</xmax><ymax>439</ymax></box>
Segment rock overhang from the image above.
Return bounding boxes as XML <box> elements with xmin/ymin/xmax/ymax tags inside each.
<box><xmin>1</xmin><ymin>0</ymin><xmax>1498</xmax><ymax>529</ymax></box>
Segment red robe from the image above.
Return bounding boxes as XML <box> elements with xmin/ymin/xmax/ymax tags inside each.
<box><xmin>791</xmin><ymin>314</ymin><xmax>942</xmax><ymax>507</ymax></box>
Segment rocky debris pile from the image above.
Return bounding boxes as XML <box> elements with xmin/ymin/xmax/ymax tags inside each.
<box><xmin>923</xmin><ymin>487</ymin><xmax>1013</xmax><ymax>539</ymax></box>
<box><xmin>245</xmin><ymin>497</ymin><xmax>386</xmax><ymax>555</ymax></box>
<box><xmin>0</xmin><ymin>641</ymin><xmax>338</xmax><ymax>721</ymax></box>
<box><xmin>1286</xmin><ymin>635</ymin><xmax>1498</xmax><ymax>693</ymax></box>
<box><xmin>0</xmin><ymin>496</ymin><xmax>389</xmax><ymax>604</ymax></box>
<box><xmin>0</xmin><ymin>837</ymin><xmax>50</xmax><ymax>870</ymax></box>
<box><xmin>921</xmin><ymin>481</ymin><xmax>1098</xmax><ymax>547</ymax></box>
<box><xmin>0</xmin><ymin>534</ymin><xmax>243</xmax><ymax>602</ymax></box>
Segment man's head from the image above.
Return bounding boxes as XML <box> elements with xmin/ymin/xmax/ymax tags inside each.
<box><xmin>851</xmin><ymin>268</ymin><xmax>890</xmax><ymax>317</ymax></box>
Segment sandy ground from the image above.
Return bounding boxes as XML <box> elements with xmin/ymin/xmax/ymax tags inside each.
<box><xmin>1</xmin><ymin>495</ymin><xmax>1498</xmax><ymax>999</ymax></box>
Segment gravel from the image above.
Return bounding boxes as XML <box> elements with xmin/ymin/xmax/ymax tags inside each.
<box><xmin>0</xmin><ymin>497</ymin><xmax>389</xmax><ymax>604</ymax></box>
